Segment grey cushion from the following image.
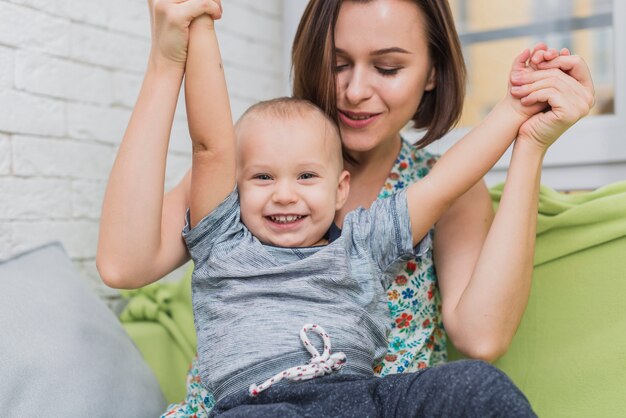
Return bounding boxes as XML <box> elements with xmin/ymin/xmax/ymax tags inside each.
<box><xmin>0</xmin><ymin>242</ymin><xmax>167</xmax><ymax>417</ymax></box>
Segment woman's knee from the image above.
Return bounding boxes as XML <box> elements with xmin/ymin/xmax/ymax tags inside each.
<box><xmin>417</xmin><ymin>360</ymin><xmax>536</xmax><ymax>417</ymax></box>
<box><xmin>439</xmin><ymin>360</ymin><xmax>516</xmax><ymax>393</ymax></box>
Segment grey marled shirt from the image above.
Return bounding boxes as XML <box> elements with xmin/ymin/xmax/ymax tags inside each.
<box><xmin>182</xmin><ymin>189</ymin><xmax>429</xmax><ymax>401</ymax></box>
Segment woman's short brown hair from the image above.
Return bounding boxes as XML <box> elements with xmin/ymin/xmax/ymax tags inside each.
<box><xmin>292</xmin><ymin>0</ymin><xmax>466</xmax><ymax>148</ymax></box>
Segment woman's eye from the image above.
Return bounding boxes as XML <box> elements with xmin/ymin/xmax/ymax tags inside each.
<box><xmin>335</xmin><ymin>63</ymin><xmax>349</xmax><ymax>73</ymax></box>
<box><xmin>299</xmin><ymin>173</ymin><xmax>316</xmax><ymax>180</ymax></box>
<box><xmin>376</xmin><ymin>67</ymin><xmax>400</xmax><ymax>76</ymax></box>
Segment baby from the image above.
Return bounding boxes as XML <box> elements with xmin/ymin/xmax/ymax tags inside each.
<box><xmin>185</xmin><ymin>96</ymin><xmax>427</xmax><ymax>398</ymax></box>
<box><xmin>182</xmin><ymin>11</ymin><xmax>547</xmax><ymax>418</ymax></box>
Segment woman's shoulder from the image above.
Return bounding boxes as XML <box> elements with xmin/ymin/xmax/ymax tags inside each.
<box><xmin>399</xmin><ymin>137</ymin><xmax>439</xmax><ymax>174</ymax></box>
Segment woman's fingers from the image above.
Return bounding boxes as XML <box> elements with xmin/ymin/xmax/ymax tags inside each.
<box><xmin>513</xmin><ymin>45</ymin><xmax>594</xmax><ymax>149</ymax></box>
<box><xmin>151</xmin><ymin>0</ymin><xmax>222</xmax><ymax>27</ymax></box>
<box><xmin>520</xmin><ymin>86</ymin><xmax>590</xmax><ymax>130</ymax></box>
<box><xmin>514</xmin><ymin>75</ymin><xmax>591</xmax><ymax>129</ymax></box>
<box><xmin>510</xmin><ymin>67</ymin><xmax>593</xmax><ymax>137</ymax></box>
<box><xmin>511</xmin><ymin>68</ymin><xmax>594</xmax><ymax>109</ymax></box>
<box><xmin>536</xmin><ymin>55</ymin><xmax>594</xmax><ymax>95</ymax></box>
<box><xmin>146</xmin><ymin>0</ymin><xmax>225</xmax><ymax>66</ymax></box>
<box><xmin>179</xmin><ymin>0</ymin><xmax>223</xmax><ymax>21</ymax></box>
<box><xmin>511</xmin><ymin>69</ymin><xmax>573</xmax><ymax>98</ymax></box>
<box><xmin>517</xmin><ymin>81</ymin><xmax>590</xmax><ymax>149</ymax></box>
<box><xmin>512</xmin><ymin>46</ymin><xmax>594</xmax><ymax>109</ymax></box>
<box><xmin>520</xmin><ymin>87</ymin><xmax>561</xmax><ymax>109</ymax></box>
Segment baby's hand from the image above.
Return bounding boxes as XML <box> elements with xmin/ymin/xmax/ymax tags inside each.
<box><xmin>506</xmin><ymin>45</ymin><xmax>554</xmax><ymax>119</ymax></box>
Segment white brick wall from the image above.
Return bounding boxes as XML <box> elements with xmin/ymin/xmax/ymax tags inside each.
<box><xmin>0</xmin><ymin>0</ymin><xmax>286</xmax><ymax>300</ymax></box>
<box><xmin>0</xmin><ymin>134</ymin><xmax>10</xmax><ymax>174</ymax></box>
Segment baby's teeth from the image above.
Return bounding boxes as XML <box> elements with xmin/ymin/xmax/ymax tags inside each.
<box><xmin>271</xmin><ymin>215</ymin><xmax>301</xmax><ymax>223</ymax></box>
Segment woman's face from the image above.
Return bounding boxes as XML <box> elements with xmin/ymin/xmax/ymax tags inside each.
<box><xmin>334</xmin><ymin>0</ymin><xmax>435</xmax><ymax>156</ymax></box>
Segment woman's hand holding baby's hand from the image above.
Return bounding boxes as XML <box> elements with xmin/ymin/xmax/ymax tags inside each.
<box><xmin>148</xmin><ymin>0</ymin><xmax>223</xmax><ymax>70</ymax></box>
<box><xmin>506</xmin><ymin>44</ymin><xmax>566</xmax><ymax>119</ymax></box>
<box><xmin>509</xmin><ymin>45</ymin><xmax>595</xmax><ymax>151</ymax></box>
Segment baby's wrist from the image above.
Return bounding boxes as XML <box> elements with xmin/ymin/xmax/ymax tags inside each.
<box><xmin>190</xmin><ymin>15</ymin><xmax>216</xmax><ymax>32</ymax></box>
<box><xmin>496</xmin><ymin>95</ymin><xmax>529</xmax><ymax>126</ymax></box>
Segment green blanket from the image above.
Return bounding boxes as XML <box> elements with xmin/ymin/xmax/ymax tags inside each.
<box><xmin>491</xmin><ymin>180</ymin><xmax>626</xmax><ymax>265</ymax></box>
<box><xmin>481</xmin><ymin>180</ymin><xmax>626</xmax><ymax>417</ymax></box>
<box><xmin>120</xmin><ymin>271</ymin><xmax>195</xmax><ymax>403</ymax></box>
<box><xmin>121</xmin><ymin>181</ymin><xmax>626</xmax><ymax>416</ymax></box>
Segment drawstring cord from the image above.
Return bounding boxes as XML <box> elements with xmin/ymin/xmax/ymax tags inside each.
<box><xmin>249</xmin><ymin>324</ymin><xmax>347</xmax><ymax>396</ymax></box>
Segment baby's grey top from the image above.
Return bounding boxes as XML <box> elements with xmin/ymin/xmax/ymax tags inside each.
<box><xmin>183</xmin><ymin>189</ymin><xmax>429</xmax><ymax>402</ymax></box>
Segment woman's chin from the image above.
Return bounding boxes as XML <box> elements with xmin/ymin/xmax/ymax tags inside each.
<box><xmin>342</xmin><ymin>135</ymin><xmax>399</xmax><ymax>160</ymax></box>
<box><xmin>341</xmin><ymin>135</ymin><xmax>380</xmax><ymax>155</ymax></box>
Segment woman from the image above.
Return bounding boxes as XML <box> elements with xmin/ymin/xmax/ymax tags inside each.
<box><xmin>292</xmin><ymin>0</ymin><xmax>594</xmax><ymax>373</ymax></box>
<box><xmin>97</xmin><ymin>0</ymin><xmax>593</xmax><ymax>415</ymax></box>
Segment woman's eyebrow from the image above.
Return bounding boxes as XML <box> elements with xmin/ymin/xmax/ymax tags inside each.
<box><xmin>335</xmin><ymin>47</ymin><xmax>411</xmax><ymax>56</ymax></box>
<box><xmin>370</xmin><ymin>47</ymin><xmax>411</xmax><ymax>56</ymax></box>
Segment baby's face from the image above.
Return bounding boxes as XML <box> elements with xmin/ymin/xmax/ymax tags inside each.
<box><xmin>236</xmin><ymin>115</ymin><xmax>349</xmax><ymax>247</ymax></box>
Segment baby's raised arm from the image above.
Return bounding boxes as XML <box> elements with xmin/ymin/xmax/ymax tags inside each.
<box><xmin>185</xmin><ymin>6</ymin><xmax>237</xmax><ymax>227</ymax></box>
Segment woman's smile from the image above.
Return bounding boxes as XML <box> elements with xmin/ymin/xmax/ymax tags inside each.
<box><xmin>338</xmin><ymin>110</ymin><xmax>382</xmax><ymax>129</ymax></box>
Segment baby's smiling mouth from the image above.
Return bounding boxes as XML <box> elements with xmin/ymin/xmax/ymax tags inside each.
<box><xmin>266</xmin><ymin>215</ymin><xmax>305</xmax><ymax>224</ymax></box>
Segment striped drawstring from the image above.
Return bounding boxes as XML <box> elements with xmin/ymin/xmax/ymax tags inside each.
<box><xmin>249</xmin><ymin>324</ymin><xmax>347</xmax><ymax>396</ymax></box>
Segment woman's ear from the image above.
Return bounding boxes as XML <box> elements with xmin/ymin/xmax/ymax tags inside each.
<box><xmin>335</xmin><ymin>170</ymin><xmax>351</xmax><ymax>210</ymax></box>
<box><xmin>425</xmin><ymin>66</ymin><xmax>436</xmax><ymax>91</ymax></box>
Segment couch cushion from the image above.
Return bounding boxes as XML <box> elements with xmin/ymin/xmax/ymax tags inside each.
<box><xmin>0</xmin><ymin>243</ymin><xmax>167</xmax><ymax>417</ymax></box>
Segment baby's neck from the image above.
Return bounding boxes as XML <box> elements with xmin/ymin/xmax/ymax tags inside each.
<box><xmin>254</xmin><ymin>223</ymin><xmax>337</xmax><ymax>249</ymax></box>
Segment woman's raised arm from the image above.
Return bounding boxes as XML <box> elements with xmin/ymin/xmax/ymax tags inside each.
<box><xmin>97</xmin><ymin>0</ymin><xmax>217</xmax><ymax>289</ymax></box>
<box><xmin>436</xmin><ymin>52</ymin><xmax>594</xmax><ymax>361</ymax></box>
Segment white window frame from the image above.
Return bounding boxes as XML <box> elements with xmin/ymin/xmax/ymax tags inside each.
<box><xmin>428</xmin><ymin>1</ymin><xmax>626</xmax><ymax>190</ymax></box>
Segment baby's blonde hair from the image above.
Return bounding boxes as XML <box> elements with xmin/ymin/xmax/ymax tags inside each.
<box><xmin>235</xmin><ymin>97</ymin><xmax>343</xmax><ymax>171</ymax></box>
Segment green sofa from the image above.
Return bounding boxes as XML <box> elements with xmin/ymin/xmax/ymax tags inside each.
<box><xmin>121</xmin><ymin>180</ymin><xmax>626</xmax><ymax>417</ymax></box>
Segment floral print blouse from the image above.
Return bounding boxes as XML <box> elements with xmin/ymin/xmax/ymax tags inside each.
<box><xmin>374</xmin><ymin>138</ymin><xmax>447</xmax><ymax>376</ymax></box>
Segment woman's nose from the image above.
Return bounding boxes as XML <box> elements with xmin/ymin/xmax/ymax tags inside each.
<box><xmin>343</xmin><ymin>66</ymin><xmax>373</xmax><ymax>104</ymax></box>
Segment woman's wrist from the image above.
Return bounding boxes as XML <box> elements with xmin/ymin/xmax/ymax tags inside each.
<box><xmin>147</xmin><ymin>49</ymin><xmax>187</xmax><ymax>77</ymax></box>
<box><xmin>511</xmin><ymin>136</ymin><xmax>548</xmax><ymax>162</ymax></box>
